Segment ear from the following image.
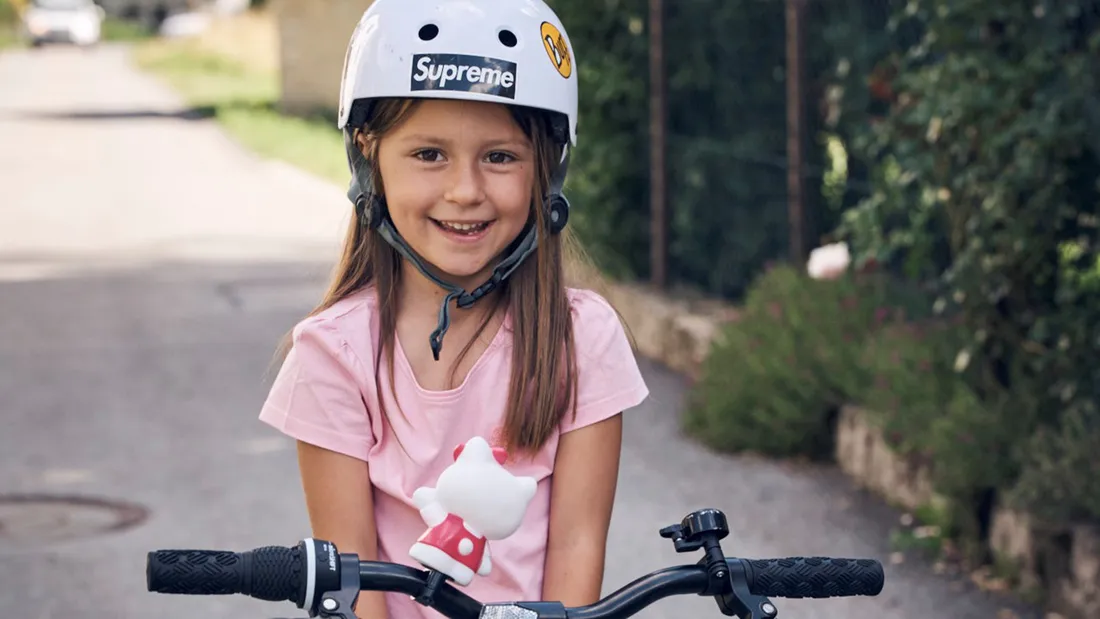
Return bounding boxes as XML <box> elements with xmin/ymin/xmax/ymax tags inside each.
<box><xmin>354</xmin><ymin>129</ymin><xmax>369</xmax><ymax>155</ymax></box>
<box><xmin>492</xmin><ymin>447</ymin><xmax>508</xmax><ymax>465</ymax></box>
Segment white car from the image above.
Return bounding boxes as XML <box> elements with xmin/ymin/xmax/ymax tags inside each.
<box><xmin>21</xmin><ymin>0</ymin><xmax>105</xmax><ymax>47</ymax></box>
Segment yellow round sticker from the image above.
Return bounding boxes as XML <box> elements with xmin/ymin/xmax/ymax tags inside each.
<box><xmin>540</xmin><ymin>22</ymin><xmax>572</xmax><ymax>79</ymax></box>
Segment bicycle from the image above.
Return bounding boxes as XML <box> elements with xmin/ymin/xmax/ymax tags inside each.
<box><xmin>145</xmin><ymin>507</ymin><xmax>885</xmax><ymax>619</ymax></box>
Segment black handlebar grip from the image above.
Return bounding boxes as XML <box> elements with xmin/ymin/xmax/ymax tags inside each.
<box><xmin>743</xmin><ymin>557</ymin><xmax>884</xmax><ymax>598</ymax></box>
<box><xmin>146</xmin><ymin>545</ymin><xmax>306</xmax><ymax>606</ymax></box>
<box><xmin>147</xmin><ymin>550</ymin><xmax>241</xmax><ymax>596</ymax></box>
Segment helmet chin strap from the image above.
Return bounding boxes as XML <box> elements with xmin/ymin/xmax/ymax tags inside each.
<box><xmin>348</xmin><ymin>142</ymin><xmax>570</xmax><ymax>361</ymax></box>
<box><xmin>375</xmin><ymin>215</ymin><xmax>537</xmax><ymax>361</ymax></box>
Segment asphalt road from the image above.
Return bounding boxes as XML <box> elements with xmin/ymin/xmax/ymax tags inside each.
<box><xmin>0</xmin><ymin>43</ymin><xmax>1042</xmax><ymax>619</ymax></box>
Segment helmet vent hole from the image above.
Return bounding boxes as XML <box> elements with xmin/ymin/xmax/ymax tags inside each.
<box><xmin>418</xmin><ymin>24</ymin><xmax>439</xmax><ymax>41</ymax></box>
<box><xmin>498</xmin><ymin>29</ymin><xmax>517</xmax><ymax>47</ymax></box>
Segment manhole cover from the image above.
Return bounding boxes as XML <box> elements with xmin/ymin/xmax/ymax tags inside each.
<box><xmin>0</xmin><ymin>494</ymin><xmax>149</xmax><ymax>547</ymax></box>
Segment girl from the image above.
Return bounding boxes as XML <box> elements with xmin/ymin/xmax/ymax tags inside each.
<box><xmin>258</xmin><ymin>1</ymin><xmax>650</xmax><ymax>618</ymax></box>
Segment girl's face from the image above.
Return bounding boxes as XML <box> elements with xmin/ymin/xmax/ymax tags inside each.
<box><xmin>374</xmin><ymin>99</ymin><xmax>536</xmax><ymax>288</ymax></box>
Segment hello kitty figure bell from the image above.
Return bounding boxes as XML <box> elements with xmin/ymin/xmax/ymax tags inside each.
<box><xmin>409</xmin><ymin>436</ymin><xmax>537</xmax><ymax>586</ymax></box>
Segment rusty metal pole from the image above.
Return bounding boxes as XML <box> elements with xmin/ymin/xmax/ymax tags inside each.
<box><xmin>785</xmin><ymin>0</ymin><xmax>807</xmax><ymax>265</ymax></box>
<box><xmin>649</xmin><ymin>0</ymin><xmax>668</xmax><ymax>288</ymax></box>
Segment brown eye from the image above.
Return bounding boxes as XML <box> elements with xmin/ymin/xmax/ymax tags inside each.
<box><xmin>487</xmin><ymin>151</ymin><xmax>515</xmax><ymax>164</ymax></box>
<box><xmin>415</xmin><ymin>149</ymin><xmax>443</xmax><ymax>162</ymax></box>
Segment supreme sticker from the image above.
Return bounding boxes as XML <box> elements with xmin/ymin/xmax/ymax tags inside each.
<box><xmin>410</xmin><ymin>54</ymin><xmax>517</xmax><ymax>99</ymax></box>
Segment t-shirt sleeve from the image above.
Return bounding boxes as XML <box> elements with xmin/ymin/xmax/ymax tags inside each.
<box><xmin>258</xmin><ymin>317</ymin><xmax>376</xmax><ymax>461</ymax></box>
<box><xmin>560</xmin><ymin>290</ymin><xmax>650</xmax><ymax>434</ymax></box>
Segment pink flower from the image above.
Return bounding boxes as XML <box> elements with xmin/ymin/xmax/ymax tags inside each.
<box><xmin>874</xmin><ymin>307</ymin><xmax>890</xmax><ymax>325</ymax></box>
<box><xmin>807</xmin><ymin>242</ymin><xmax>851</xmax><ymax>280</ymax></box>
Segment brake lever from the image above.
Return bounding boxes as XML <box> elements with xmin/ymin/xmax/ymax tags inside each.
<box><xmin>719</xmin><ymin>560</ymin><xmax>777</xmax><ymax>619</ymax></box>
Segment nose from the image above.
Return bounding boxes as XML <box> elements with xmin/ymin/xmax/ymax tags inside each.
<box><xmin>443</xmin><ymin>159</ymin><xmax>487</xmax><ymax>207</ymax></box>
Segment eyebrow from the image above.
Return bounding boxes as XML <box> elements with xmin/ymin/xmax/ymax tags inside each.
<box><xmin>399</xmin><ymin>134</ymin><xmax>530</xmax><ymax>149</ymax></box>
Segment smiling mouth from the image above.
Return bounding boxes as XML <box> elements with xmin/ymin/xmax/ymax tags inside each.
<box><xmin>432</xmin><ymin>219</ymin><xmax>494</xmax><ymax>235</ymax></box>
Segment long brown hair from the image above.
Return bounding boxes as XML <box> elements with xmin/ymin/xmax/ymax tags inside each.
<box><xmin>275</xmin><ymin>98</ymin><xmax>609</xmax><ymax>457</ymax></box>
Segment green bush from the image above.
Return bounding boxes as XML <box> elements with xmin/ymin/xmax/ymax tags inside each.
<box><xmin>683</xmin><ymin>264</ymin><xmax>923</xmax><ymax>458</ymax></box>
<box><xmin>859</xmin><ymin>320</ymin><xmax>1031</xmax><ymax>542</ymax></box>
<box><xmin>1005</xmin><ymin>241</ymin><xmax>1100</xmax><ymax>524</ymax></box>
<box><xmin>833</xmin><ymin>0</ymin><xmax>1100</xmax><ymax>526</ymax></box>
<box><xmin>1009</xmin><ymin>405</ymin><xmax>1100</xmax><ymax>525</ymax></box>
<box><xmin>859</xmin><ymin>321</ymin><xmax>966</xmax><ymax>452</ymax></box>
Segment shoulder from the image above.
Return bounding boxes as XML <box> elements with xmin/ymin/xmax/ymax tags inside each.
<box><xmin>293</xmin><ymin>286</ymin><xmax>377</xmax><ymax>336</ymax></box>
<box><xmin>566</xmin><ymin>287</ymin><xmax>632</xmax><ymax>360</ymax></box>
<box><xmin>566</xmin><ymin>287</ymin><xmax>619</xmax><ymax>320</ymax></box>
<box><xmin>559</xmin><ymin>288</ymin><xmax>649</xmax><ymax>429</ymax></box>
<box><xmin>290</xmin><ymin>286</ymin><xmax>379</xmax><ymax>368</ymax></box>
<box><xmin>260</xmin><ymin>287</ymin><xmax>379</xmax><ymax>461</ymax></box>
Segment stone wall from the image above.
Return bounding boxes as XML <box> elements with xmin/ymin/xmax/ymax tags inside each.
<box><xmin>606</xmin><ymin>282</ymin><xmax>1100</xmax><ymax>619</ymax></box>
<box><xmin>604</xmin><ymin>282</ymin><xmax>740</xmax><ymax>381</ymax></box>
<box><xmin>835</xmin><ymin>405</ymin><xmax>1100</xmax><ymax>619</ymax></box>
<box><xmin>270</xmin><ymin>0</ymin><xmax>374</xmax><ymax>117</ymax></box>
<box><xmin>833</xmin><ymin>405</ymin><xmax>944</xmax><ymax>514</ymax></box>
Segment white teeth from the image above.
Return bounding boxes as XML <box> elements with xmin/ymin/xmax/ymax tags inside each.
<box><xmin>437</xmin><ymin>220</ymin><xmax>488</xmax><ymax>232</ymax></box>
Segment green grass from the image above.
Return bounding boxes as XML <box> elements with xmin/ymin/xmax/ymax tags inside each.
<box><xmin>132</xmin><ymin>38</ymin><xmax>349</xmax><ymax>185</ymax></box>
<box><xmin>0</xmin><ymin>0</ymin><xmax>15</xmax><ymax>49</ymax></box>
<box><xmin>101</xmin><ymin>17</ymin><xmax>154</xmax><ymax>42</ymax></box>
<box><xmin>0</xmin><ymin>2</ymin><xmax>18</xmax><ymax>50</ymax></box>
<box><xmin>1</xmin><ymin>17</ymin><xmax>154</xmax><ymax>50</ymax></box>
<box><xmin>0</xmin><ymin>25</ymin><xmax>17</xmax><ymax>50</ymax></box>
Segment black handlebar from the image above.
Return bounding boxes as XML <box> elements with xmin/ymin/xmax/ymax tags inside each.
<box><xmin>145</xmin><ymin>509</ymin><xmax>885</xmax><ymax>619</ymax></box>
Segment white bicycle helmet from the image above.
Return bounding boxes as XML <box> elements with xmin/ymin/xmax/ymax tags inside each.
<box><xmin>336</xmin><ymin>0</ymin><xmax>580</xmax><ymax>361</ymax></box>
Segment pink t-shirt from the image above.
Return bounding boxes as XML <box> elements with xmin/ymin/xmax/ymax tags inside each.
<box><xmin>258</xmin><ymin>285</ymin><xmax>649</xmax><ymax>619</ymax></box>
